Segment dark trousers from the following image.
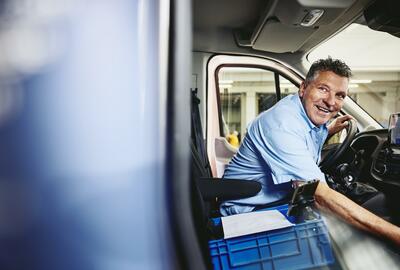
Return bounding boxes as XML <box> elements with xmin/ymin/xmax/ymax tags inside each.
<box><xmin>361</xmin><ymin>192</ymin><xmax>398</xmax><ymax>225</ymax></box>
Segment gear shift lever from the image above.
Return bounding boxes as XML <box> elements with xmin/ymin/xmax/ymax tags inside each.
<box><xmin>336</xmin><ymin>163</ymin><xmax>354</xmax><ymax>187</ymax></box>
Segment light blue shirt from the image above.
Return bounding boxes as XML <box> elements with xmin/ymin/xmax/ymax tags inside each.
<box><xmin>220</xmin><ymin>94</ymin><xmax>328</xmax><ymax>216</ymax></box>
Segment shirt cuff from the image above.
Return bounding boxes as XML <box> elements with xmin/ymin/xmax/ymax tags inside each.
<box><xmin>220</xmin><ymin>203</ymin><xmax>255</xmax><ymax>216</ymax></box>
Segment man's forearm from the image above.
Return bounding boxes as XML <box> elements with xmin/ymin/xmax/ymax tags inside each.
<box><xmin>315</xmin><ymin>182</ymin><xmax>400</xmax><ymax>246</ymax></box>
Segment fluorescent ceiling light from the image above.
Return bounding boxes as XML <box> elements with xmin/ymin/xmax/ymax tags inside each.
<box><xmin>219</xmin><ymin>80</ymin><xmax>233</xmax><ymax>84</ymax></box>
<box><xmin>280</xmin><ymin>84</ymin><xmax>296</xmax><ymax>88</ymax></box>
<box><xmin>219</xmin><ymin>84</ymin><xmax>232</xmax><ymax>89</ymax></box>
<box><xmin>350</xmin><ymin>79</ymin><xmax>372</xmax><ymax>83</ymax></box>
<box><xmin>349</xmin><ymin>84</ymin><xmax>359</xmax><ymax>88</ymax></box>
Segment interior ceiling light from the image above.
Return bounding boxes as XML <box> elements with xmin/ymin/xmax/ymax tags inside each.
<box><xmin>301</xmin><ymin>9</ymin><xmax>324</xmax><ymax>27</ymax></box>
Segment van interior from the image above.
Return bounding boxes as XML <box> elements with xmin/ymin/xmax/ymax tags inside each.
<box><xmin>172</xmin><ymin>0</ymin><xmax>400</xmax><ymax>269</ymax></box>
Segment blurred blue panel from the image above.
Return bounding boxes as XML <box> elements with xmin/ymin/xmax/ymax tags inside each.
<box><xmin>0</xmin><ymin>1</ymin><xmax>172</xmax><ymax>269</ymax></box>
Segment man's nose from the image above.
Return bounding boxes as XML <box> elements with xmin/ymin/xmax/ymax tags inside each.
<box><xmin>324</xmin><ymin>92</ymin><xmax>336</xmax><ymax>107</ymax></box>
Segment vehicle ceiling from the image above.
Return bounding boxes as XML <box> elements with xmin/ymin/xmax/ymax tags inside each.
<box><xmin>192</xmin><ymin>0</ymin><xmax>373</xmax><ymax>62</ymax></box>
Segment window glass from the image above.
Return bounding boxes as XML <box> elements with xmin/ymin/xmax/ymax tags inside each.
<box><xmin>218</xmin><ymin>68</ymin><xmax>298</xmax><ymax>145</ymax></box>
<box><xmin>280</xmin><ymin>76</ymin><xmax>298</xmax><ymax>98</ymax></box>
<box><xmin>309</xmin><ymin>23</ymin><xmax>400</xmax><ymax>127</ymax></box>
<box><xmin>258</xmin><ymin>76</ymin><xmax>297</xmax><ymax>113</ymax></box>
<box><xmin>257</xmin><ymin>93</ymin><xmax>276</xmax><ymax>114</ymax></box>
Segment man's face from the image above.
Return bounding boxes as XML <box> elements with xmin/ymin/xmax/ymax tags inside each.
<box><xmin>299</xmin><ymin>70</ymin><xmax>348</xmax><ymax>126</ymax></box>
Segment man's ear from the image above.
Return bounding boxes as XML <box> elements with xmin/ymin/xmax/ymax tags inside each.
<box><xmin>299</xmin><ymin>81</ymin><xmax>306</xmax><ymax>97</ymax></box>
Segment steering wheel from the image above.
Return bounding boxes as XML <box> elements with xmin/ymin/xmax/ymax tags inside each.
<box><xmin>319</xmin><ymin>119</ymin><xmax>357</xmax><ymax>173</ymax></box>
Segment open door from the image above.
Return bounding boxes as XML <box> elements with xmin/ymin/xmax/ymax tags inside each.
<box><xmin>207</xmin><ymin>55</ymin><xmax>302</xmax><ymax>177</ymax></box>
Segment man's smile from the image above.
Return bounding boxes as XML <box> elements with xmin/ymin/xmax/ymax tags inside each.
<box><xmin>315</xmin><ymin>105</ymin><xmax>332</xmax><ymax>114</ymax></box>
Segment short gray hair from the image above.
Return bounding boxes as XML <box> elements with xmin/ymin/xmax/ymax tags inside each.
<box><xmin>305</xmin><ymin>57</ymin><xmax>352</xmax><ymax>86</ymax></box>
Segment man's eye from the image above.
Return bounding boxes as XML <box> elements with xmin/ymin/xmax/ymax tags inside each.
<box><xmin>319</xmin><ymin>87</ymin><xmax>328</xmax><ymax>92</ymax></box>
<box><xmin>336</xmin><ymin>94</ymin><xmax>346</xmax><ymax>100</ymax></box>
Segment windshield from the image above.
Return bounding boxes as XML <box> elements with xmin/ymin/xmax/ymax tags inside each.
<box><xmin>309</xmin><ymin>23</ymin><xmax>400</xmax><ymax>128</ymax></box>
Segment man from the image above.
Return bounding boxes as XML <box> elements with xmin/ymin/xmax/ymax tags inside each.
<box><xmin>220</xmin><ymin>57</ymin><xmax>400</xmax><ymax>245</ymax></box>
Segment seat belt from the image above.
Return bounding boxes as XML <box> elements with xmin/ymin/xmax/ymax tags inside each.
<box><xmin>191</xmin><ymin>88</ymin><xmax>211</xmax><ymax>177</ymax></box>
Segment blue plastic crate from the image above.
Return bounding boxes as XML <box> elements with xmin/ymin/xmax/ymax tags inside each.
<box><xmin>209</xmin><ymin>210</ymin><xmax>334</xmax><ymax>270</ymax></box>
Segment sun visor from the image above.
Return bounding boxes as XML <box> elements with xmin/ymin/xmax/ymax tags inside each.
<box><xmin>236</xmin><ymin>0</ymin><xmax>356</xmax><ymax>53</ymax></box>
<box><xmin>252</xmin><ymin>18</ymin><xmax>316</xmax><ymax>53</ymax></box>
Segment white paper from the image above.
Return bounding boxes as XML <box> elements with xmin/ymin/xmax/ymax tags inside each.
<box><xmin>221</xmin><ymin>210</ymin><xmax>294</xmax><ymax>239</ymax></box>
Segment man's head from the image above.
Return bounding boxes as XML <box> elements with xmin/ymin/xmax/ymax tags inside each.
<box><xmin>299</xmin><ymin>57</ymin><xmax>352</xmax><ymax>126</ymax></box>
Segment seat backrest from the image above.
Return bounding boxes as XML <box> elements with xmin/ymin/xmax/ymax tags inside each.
<box><xmin>191</xmin><ymin>88</ymin><xmax>211</xmax><ymax>177</ymax></box>
<box><xmin>190</xmin><ymin>89</ymin><xmax>214</xmax><ymax>267</ymax></box>
<box><xmin>190</xmin><ymin>89</ymin><xmax>262</xmax><ymax>265</ymax></box>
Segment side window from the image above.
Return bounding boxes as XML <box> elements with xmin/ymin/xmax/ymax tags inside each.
<box><xmin>280</xmin><ymin>75</ymin><xmax>298</xmax><ymax>98</ymax></box>
<box><xmin>218</xmin><ymin>67</ymin><xmax>298</xmax><ymax>146</ymax></box>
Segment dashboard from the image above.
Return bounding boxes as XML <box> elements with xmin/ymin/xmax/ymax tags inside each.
<box><xmin>349</xmin><ymin>129</ymin><xmax>400</xmax><ymax>192</ymax></box>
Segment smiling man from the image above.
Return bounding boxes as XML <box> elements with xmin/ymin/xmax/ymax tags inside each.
<box><xmin>300</xmin><ymin>68</ymin><xmax>348</xmax><ymax>127</ymax></box>
<box><xmin>220</xmin><ymin>57</ymin><xmax>400</xmax><ymax>246</ymax></box>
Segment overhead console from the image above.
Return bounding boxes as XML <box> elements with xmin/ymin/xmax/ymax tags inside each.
<box><xmin>235</xmin><ymin>0</ymin><xmax>357</xmax><ymax>53</ymax></box>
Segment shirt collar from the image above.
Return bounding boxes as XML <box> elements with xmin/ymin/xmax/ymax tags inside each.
<box><xmin>292</xmin><ymin>93</ymin><xmax>327</xmax><ymax>132</ymax></box>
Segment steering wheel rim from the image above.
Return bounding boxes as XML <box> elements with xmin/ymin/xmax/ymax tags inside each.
<box><xmin>319</xmin><ymin>119</ymin><xmax>357</xmax><ymax>172</ymax></box>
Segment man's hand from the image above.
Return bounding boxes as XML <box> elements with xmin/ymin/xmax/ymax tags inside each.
<box><xmin>327</xmin><ymin>115</ymin><xmax>354</xmax><ymax>136</ymax></box>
